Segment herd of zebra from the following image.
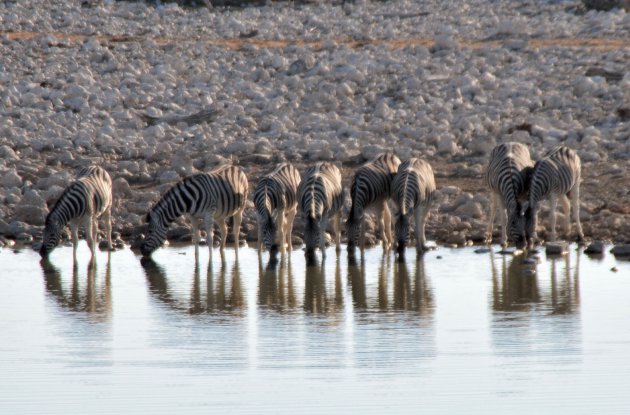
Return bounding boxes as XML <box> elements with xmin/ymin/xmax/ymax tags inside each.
<box><xmin>38</xmin><ymin>142</ymin><xmax>584</xmax><ymax>262</ymax></box>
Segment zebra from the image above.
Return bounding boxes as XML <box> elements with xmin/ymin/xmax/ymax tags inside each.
<box><xmin>297</xmin><ymin>162</ymin><xmax>344</xmax><ymax>260</ymax></box>
<box><xmin>484</xmin><ymin>142</ymin><xmax>534</xmax><ymax>249</ymax></box>
<box><xmin>140</xmin><ymin>164</ymin><xmax>248</xmax><ymax>257</ymax></box>
<box><xmin>392</xmin><ymin>158</ymin><xmax>436</xmax><ymax>256</ymax></box>
<box><xmin>254</xmin><ymin>163</ymin><xmax>301</xmax><ymax>257</ymax></box>
<box><xmin>523</xmin><ymin>146</ymin><xmax>584</xmax><ymax>249</ymax></box>
<box><xmin>346</xmin><ymin>153</ymin><xmax>401</xmax><ymax>254</ymax></box>
<box><xmin>40</xmin><ymin>166</ymin><xmax>113</xmax><ymax>258</ymax></box>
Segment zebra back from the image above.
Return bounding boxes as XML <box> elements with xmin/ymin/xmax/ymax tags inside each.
<box><xmin>141</xmin><ymin>165</ymin><xmax>248</xmax><ymax>256</ymax></box>
<box><xmin>349</xmin><ymin>152</ymin><xmax>401</xmax><ymax>217</ymax></box>
<box><xmin>529</xmin><ymin>146</ymin><xmax>581</xmax><ymax>205</ymax></box>
<box><xmin>298</xmin><ymin>162</ymin><xmax>344</xmax><ymax>220</ymax></box>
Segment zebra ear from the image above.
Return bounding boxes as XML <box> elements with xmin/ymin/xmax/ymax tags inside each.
<box><xmin>145</xmin><ymin>212</ymin><xmax>151</xmax><ymax>223</ymax></box>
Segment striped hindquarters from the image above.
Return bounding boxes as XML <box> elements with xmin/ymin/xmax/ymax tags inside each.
<box><xmin>141</xmin><ymin>164</ymin><xmax>248</xmax><ymax>256</ymax></box>
<box><xmin>40</xmin><ymin>166</ymin><xmax>112</xmax><ymax>256</ymax></box>
<box><xmin>485</xmin><ymin>142</ymin><xmax>533</xmax><ymax>212</ymax></box>
<box><xmin>254</xmin><ymin>163</ymin><xmax>301</xmax><ymax>250</ymax></box>
<box><xmin>392</xmin><ymin>158</ymin><xmax>435</xmax><ymax>246</ymax></box>
<box><xmin>298</xmin><ymin>162</ymin><xmax>343</xmax><ymax>253</ymax></box>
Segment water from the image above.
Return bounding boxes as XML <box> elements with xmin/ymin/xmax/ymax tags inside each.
<box><xmin>1</xmin><ymin>243</ymin><xmax>629</xmax><ymax>414</ymax></box>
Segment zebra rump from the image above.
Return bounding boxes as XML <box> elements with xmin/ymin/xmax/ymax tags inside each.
<box><xmin>347</xmin><ymin>153</ymin><xmax>401</xmax><ymax>252</ymax></box>
<box><xmin>392</xmin><ymin>158</ymin><xmax>436</xmax><ymax>255</ymax></box>
<box><xmin>141</xmin><ymin>165</ymin><xmax>248</xmax><ymax>257</ymax></box>
<box><xmin>298</xmin><ymin>162</ymin><xmax>344</xmax><ymax>258</ymax></box>
<box><xmin>484</xmin><ymin>142</ymin><xmax>534</xmax><ymax>249</ymax></box>
<box><xmin>40</xmin><ymin>166</ymin><xmax>113</xmax><ymax>257</ymax></box>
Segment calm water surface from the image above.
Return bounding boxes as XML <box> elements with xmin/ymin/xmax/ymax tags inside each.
<box><xmin>1</xmin><ymin>243</ymin><xmax>629</xmax><ymax>414</ymax></box>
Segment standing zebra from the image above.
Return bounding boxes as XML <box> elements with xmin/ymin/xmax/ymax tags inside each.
<box><xmin>392</xmin><ymin>158</ymin><xmax>436</xmax><ymax>256</ymax></box>
<box><xmin>523</xmin><ymin>146</ymin><xmax>584</xmax><ymax>249</ymax></box>
<box><xmin>298</xmin><ymin>162</ymin><xmax>344</xmax><ymax>260</ymax></box>
<box><xmin>140</xmin><ymin>164</ymin><xmax>248</xmax><ymax>257</ymax></box>
<box><xmin>40</xmin><ymin>166</ymin><xmax>113</xmax><ymax>258</ymax></box>
<box><xmin>254</xmin><ymin>163</ymin><xmax>301</xmax><ymax>257</ymax></box>
<box><xmin>346</xmin><ymin>153</ymin><xmax>401</xmax><ymax>253</ymax></box>
<box><xmin>484</xmin><ymin>142</ymin><xmax>534</xmax><ymax>249</ymax></box>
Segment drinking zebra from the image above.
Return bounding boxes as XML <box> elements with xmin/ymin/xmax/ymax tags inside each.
<box><xmin>298</xmin><ymin>162</ymin><xmax>344</xmax><ymax>260</ymax></box>
<box><xmin>140</xmin><ymin>164</ymin><xmax>248</xmax><ymax>257</ymax></box>
<box><xmin>392</xmin><ymin>158</ymin><xmax>436</xmax><ymax>256</ymax></box>
<box><xmin>254</xmin><ymin>163</ymin><xmax>301</xmax><ymax>257</ymax></box>
<box><xmin>484</xmin><ymin>142</ymin><xmax>534</xmax><ymax>249</ymax></box>
<box><xmin>40</xmin><ymin>166</ymin><xmax>113</xmax><ymax>258</ymax></box>
<box><xmin>346</xmin><ymin>153</ymin><xmax>401</xmax><ymax>253</ymax></box>
<box><xmin>523</xmin><ymin>146</ymin><xmax>584</xmax><ymax>248</ymax></box>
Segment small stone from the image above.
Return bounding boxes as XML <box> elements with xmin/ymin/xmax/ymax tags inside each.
<box><xmin>546</xmin><ymin>242</ymin><xmax>568</xmax><ymax>256</ymax></box>
<box><xmin>610</xmin><ymin>244</ymin><xmax>630</xmax><ymax>257</ymax></box>
<box><xmin>584</xmin><ymin>241</ymin><xmax>605</xmax><ymax>255</ymax></box>
<box><xmin>611</xmin><ymin>267</ymin><xmax>619</xmax><ymax>272</ymax></box>
<box><xmin>474</xmin><ymin>247</ymin><xmax>492</xmax><ymax>254</ymax></box>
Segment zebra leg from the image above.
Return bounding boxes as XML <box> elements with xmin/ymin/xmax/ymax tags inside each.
<box><xmin>360</xmin><ymin>215</ymin><xmax>366</xmax><ymax>252</ymax></box>
<box><xmin>570</xmin><ymin>185</ymin><xmax>585</xmax><ymax>244</ymax></box>
<box><xmin>104</xmin><ymin>207</ymin><xmax>113</xmax><ymax>250</ymax></box>
<box><xmin>204</xmin><ymin>211</ymin><xmax>215</xmax><ymax>254</ymax></box>
<box><xmin>257</xmin><ymin>220</ymin><xmax>263</xmax><ymax>254</ymax></box>
<box><xmin>382</xmin><ymin>200</ymin><xmax>392</xmax><ymax>251</ymax></box>
<box><xmin>233</xmin><ymin>207</ymin><xmax>244</xmax><ymax>251</ymax></box>
<box><xmin>334</xmin><ymin>211</ymin><xmax>342</xmax><ymax>253</ymax></box>
<box><xmin>219</xmin><ymin>218</ymin><xmax>228</xmax><ymax>252</ymax></box>
<box><xmin>560</xmin><ymin>194</ymin><xmax>571</xmax><ymax>237</ymax></box>
<box><xmin>415</xmin><ymin>205</ymin><xmax>429</xmax><ymax>254</ymax></box>
<box><xmin>84</xmin><ymin>215</ymin><xmax>96</xmax><ymax>257</ymax></box>
<box><xmin>486</xmin><ymin>192</ymin><xmax>498</xmax><ymax>245</ymax></box>
<box><xmin>320</xmin><ymin>216</ymin><xmax>329</xmax><ymax>257</ymax></box>
<box><xmin>549</xmin><ymin>194</ymin><xmax>558</xmax><ymax>242</ymax></box>
<box><xmin>71</xmin><ymin>222</ymin><xmax>79</xmax><ymax>260</ymax></box>
<box><xmin>275</xmin><ymin>208</ymin><xmax>286</xmax><ymax>256</ymax></box>
<box><xmin>498</xmin><ymin>198</ymin><xmax>508</xmax><ymax>248</ymax></box>
<box><xmin>285</xmin><ymin>206</ymin><xmax>297</xmax><ymax>252</ymax></box>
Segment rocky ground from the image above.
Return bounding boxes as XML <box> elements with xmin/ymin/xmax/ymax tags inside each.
<box><xmin>0</xmin><ymin>0</ymin><xmax>629</xmax><ymax>250</ymax></box>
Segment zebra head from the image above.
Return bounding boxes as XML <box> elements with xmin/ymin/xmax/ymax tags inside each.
<box><xmin>259</xmin><ymin>213</ymin><xmax>279</xmax><ymax>255</ymax></box>
<box><xmin>508</xmin><ymin>203</ymin><xmax>527</xmax><ymax>249</ymax></box>
<box><xmin>141</xmin><ymin>211</ymin><xmax>168</xmax><ymax>257</ymax></box>
<box><xmin>394</xmin><ymin>211</ymin><xmax>411</xmax><ymax>255</ymax></box>
<box><xmin>40</xmin><ymin>218</ymin><xmax>64</xmax><ymax>258</ymax></box>
<box><xmin>304</xmin><ymin>214</ymin><xmax>321</xmax><ymax>258</ymax></box>
<box><xmin>346</xmin><ymin>209</ymin><xmax>362</xmax><ymax>252</ymax></box>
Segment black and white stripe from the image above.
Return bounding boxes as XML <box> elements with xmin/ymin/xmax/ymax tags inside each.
<box><xmin>40</xmin><ymin>166</ymin><xmax>113</xmax><ymax>258</ymax></box>
<box><xmin>392</xmin><ymin>158</ymin><xmax>436</xmax><ymax>255</ymax></box>
<box><xmin>484</xmin><ymin>142</ymin><xmax>534</xmax><ymax>248</ymax></box>
<box><xmin>524</xmin><ymin>146</ymin><xmax>584</xmax><ymax>248</ymax></box>
<box><xmin>254</xmin><ymin>163</ymin><xmax>301</xmax><ymax>256</ymax></box>
<box><xmin>298</xmin><ymin>162</ymin><xmax>344</xmax><ymax>259</ymax></box>
<box><xmin>347</xmin><ymin>153</ymin><xmax>401</xmax><ymax>253</ymax></box>
<box><xmin>141</xmin><ymin>164</ymin><xmax>248</xmax><ymax>257</ymax></box>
